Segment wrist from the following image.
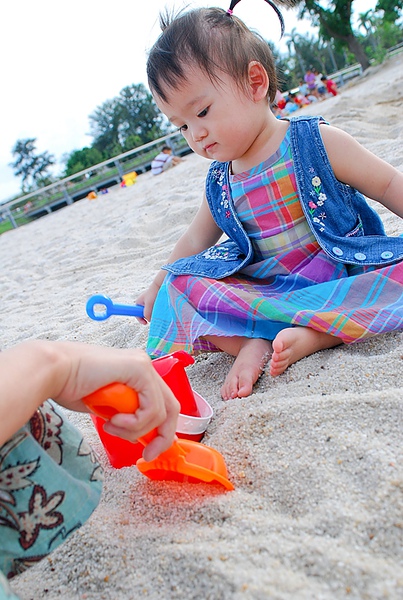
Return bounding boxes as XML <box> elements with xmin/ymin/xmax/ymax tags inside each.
<box><xmin>0</xmin><ymin>340</ymin><xmax>72</xmax><ymax>445</ymax></box>
<box><xmin>151</xmin><ymin>272</ymin><xmax>166</xmax><ymax>290</ymax></box>
<box><xmin>28</xmin><ymin>340</ymin><xmax>72</xmax><ymax>400</ymax></box>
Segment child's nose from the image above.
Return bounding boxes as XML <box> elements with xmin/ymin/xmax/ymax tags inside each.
<box><xmin>192</xmin><ymin>125</ymin><xmax>208</xmax><ymax>143</ymax></box>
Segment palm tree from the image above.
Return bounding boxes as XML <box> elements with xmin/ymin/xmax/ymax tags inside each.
<box><xmin>357</xmin><ymin>10</ymin><xmax>375</xmax><ymax>35</ymax></box>
<box><xmin>296</xmin><ymin>0</ymin><xmax>371</xmax><ymax>71</ymax></box>
<box><xmin>358</xmin><ymin>9</ymin><xmax>378</xmax><ymax>51</ymax></box>
<box><xmin>284</xmin><ymin>28</ymin><xmax>306</xmax><ymax>79</ymax></box>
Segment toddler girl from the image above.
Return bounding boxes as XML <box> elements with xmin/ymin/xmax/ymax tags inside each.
<box><xmin>136</xmin><ymin>2</ymin><xmax>403</xmax><ymax>400</ymax></box>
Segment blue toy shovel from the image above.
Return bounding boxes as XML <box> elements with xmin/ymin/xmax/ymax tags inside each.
<box><xmin>86</xmin><ymin>294</ymin><xmax>144</xmax><ymax>321</ymax></box>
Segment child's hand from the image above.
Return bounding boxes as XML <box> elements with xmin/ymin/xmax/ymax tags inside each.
<box><xmin>135</xmin><ymin>280</ymin><xmax>161</xmax><ymax>324</ymax></box>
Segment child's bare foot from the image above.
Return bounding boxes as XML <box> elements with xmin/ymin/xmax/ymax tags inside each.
<box><xmin>203</xmin><ymin>335</ymin><xmax>272</xmax><ymax>400</ymax></box>
<box><xmin>270</xmin><ymin>327</ymin><xmax>342</xmax><ymax>377</ymax></box>
<box><xmin>220</xmin><ymin>338</ymin><xmax>272</xmax><ymax>400</ymax></box>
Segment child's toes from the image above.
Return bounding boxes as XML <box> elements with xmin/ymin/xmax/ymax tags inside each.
<box><xmin>221</xmin><ymin>375</ymin><xmax>240</xmax><ymax>400</ymax></box>
<box><xmin>236</xmin><ymin>373</ymin><xmax>254</xmax><ymax>398</ymax></box>
<box><xmin>269</xmin><ymin>354</ymin><xmax>290</xmax><ymax>377</ymax></box>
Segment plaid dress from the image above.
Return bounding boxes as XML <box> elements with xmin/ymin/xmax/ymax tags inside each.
<box><xmin>147</xmin><ymin>133</ymin><xmax>403</xmax><ymax>357</ymax></box>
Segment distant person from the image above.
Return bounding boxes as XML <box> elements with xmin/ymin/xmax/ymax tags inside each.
<box><xmin>294</xmin><ymin>91</ymin><xmax>310</xmax><ymax>107</ymax></box>
<box><xmin>0</xmin><ymin>340</ymin><xmax>179</xmax><ymax>599</ymax></box>
<box><xmin>321</xmin><ymin>75</ymin><xmax>338</xmax><ymax>97</ymax></box>
<box><xmin>298</xmin><ymin>80</ymin><xmax>308</xmax><ymax>97</ymax></box>
<box><xmin>304</xmin><ymin>67</ymin><xmax>318</xmax><ymax>98</ymax></box>
<box><xmin>274</xmin><ymin>89</ymin><xmax>286</xmax><ymax>110</ymax></box>
<box><xmin>299</xmin><ymin>79</ymin><xmax>318</xmax><ymax>104</ymax></box>
<box><xmin>313</xmin><ymin>68</ymin><xmax>326</xmax><ymax>98</ymax></box>
<box><xmin>151</xmin><ymin>146</ymin><xmax>182</xmax><ymax>175</ymax></box>
<box><xmin>284</xmin><ymin>93</ymin><xmax>299</xmax><ymax>114</ymax></box>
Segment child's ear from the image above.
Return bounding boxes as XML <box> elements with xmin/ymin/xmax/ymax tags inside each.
<box><xmin>248</xmin><ymin>61</ymin><xmax>269</xmax><ymax>102</ymax></box>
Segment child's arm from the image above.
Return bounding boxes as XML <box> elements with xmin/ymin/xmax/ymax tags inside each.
<box><xmin>0</xmin><ymin>340</ymin><xmax>179</xmax><ymax>461</ymax></box>
<box><xmin>136</xmin><ymin>195</ymin><xmax>223</xmax><ymax>322</ymax></box>
<box><xmin>320</xmin><ymin>124</ymin><xmax>403</xmax><ymax>219</ymax></box>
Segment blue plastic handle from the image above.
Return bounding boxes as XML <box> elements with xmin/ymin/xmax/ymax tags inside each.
<box><xmin>86</xmin><ymin>294</ymin><xmax>145</xmax><ymax>321</ymax></box>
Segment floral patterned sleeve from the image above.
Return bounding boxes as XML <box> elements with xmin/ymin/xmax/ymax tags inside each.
<box><xmin>0</xmin><ymin>401</ymin><xmax>103</xmax><ymax>596</ymax></box>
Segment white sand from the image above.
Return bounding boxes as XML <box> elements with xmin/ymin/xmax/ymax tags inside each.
<box><xmin>2</xmin><ymin>54</ymin><xmax>402</xmax><ymax>600</ymax></box>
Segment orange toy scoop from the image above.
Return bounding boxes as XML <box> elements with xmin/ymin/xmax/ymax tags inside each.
<box><xmin>83</xmin><ymin>384</ymin><xmax>234</xmax><ymax>491</ymax></box>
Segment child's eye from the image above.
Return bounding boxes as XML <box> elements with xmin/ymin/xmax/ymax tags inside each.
<box><xmin>178</xmin><ymin>124</ymin><xmax>188</xmax><ymax>132</ymax></box>
<box><xmin>197</xmin><ymin>107</ymin><xmax>209</xmax><ymax>118</ymax></box>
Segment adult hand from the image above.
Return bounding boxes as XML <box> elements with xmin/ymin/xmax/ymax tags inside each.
<box><xmin>53</xmin><ymin>341</ymin><xmax>180</xmax><ymax>461</ymax></box>
<box><xmin>1</xmin><ymin>340</ymin><xmax>180</xmax><ymax>460</ymax></box>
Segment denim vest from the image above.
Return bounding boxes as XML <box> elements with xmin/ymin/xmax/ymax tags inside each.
<box><xmin>164</xmin><ymin>115</ymin><xmax>403</xmax><ymax>278</ymax></box>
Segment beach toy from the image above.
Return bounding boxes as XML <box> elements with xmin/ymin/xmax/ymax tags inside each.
<box><xmin>86</xmin><ymin>294</ymin><xmax>144</xmax><ymax>321</ymax></box>
<box><xmin>152</xmin><ymin>351</ymin><xmax>200</xmax><ymax>418</ymax></box>
<box><xmin>176</xmin><ymin>390</ymin><xmax>213</xmax><ymax>440</ymax></box>
<box><xmin>122</xmin><ymin>171</ymin><xmax>137</xmax><ymax>186</ymax></box>
<box><xmin>88</xmin><ymin>351</ymin><xmax>212</xmax><ymax>468</ymax></box>
<box><xmin>90</xmin><ymin>389</ymin><xmax>213</xmax><ymax>467</ymax></box>
<box><xmin>90</xmin><ymin>414</ymin><xmax>144</xmax><ymax>467</ymax></box>
<box><xmin>83</xmin><ymin>384</ymin><xmax>234</xmax><ymax>490</ymax></box>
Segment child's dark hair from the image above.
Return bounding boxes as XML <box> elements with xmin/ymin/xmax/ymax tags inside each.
<box><xmin>147</xmin><ymin>7</ymin><xmax>280</xmax><ymax>104</ymax></box>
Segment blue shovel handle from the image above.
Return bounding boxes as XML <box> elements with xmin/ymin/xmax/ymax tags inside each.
<box><xmin>86</xmin><ymin>294</ymin><xmax>145</xmax><ymax>321</ymax></box>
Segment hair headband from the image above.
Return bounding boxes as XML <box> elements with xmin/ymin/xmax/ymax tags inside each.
<box><xmin>227</xmin><ymin>0</ymin><xmax>285</xmax><ymax>37</ymax></box>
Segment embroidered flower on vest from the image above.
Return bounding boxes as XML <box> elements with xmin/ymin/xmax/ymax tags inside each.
<box><xmin>202</xmin><ymin>245</ymin><xmax>232</xmax><ymax>260</ymax></box>
<box><xmin>212</xmin><ymin>166</ymin><xmax>230</xmax><ymax>215</ymax></box>
<box><xmin>308</xmin><ymin>172</ymin><xmax>327</xmax><ymax>232</ymax></box>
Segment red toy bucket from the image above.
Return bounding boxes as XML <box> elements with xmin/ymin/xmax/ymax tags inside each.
<box><xmin>151</xmin><ymin>351</ymin><xmax>200</xmax><ymax>417</ymax></box>
<box><xmin>90</xmin><ymin>352</ymin><xmax>213</xmax><ymax>468</ymax></box>
<box><xmin>91</xmin><ymin>414</ymin><xmax>144</xmax><ymax>468</ymax></box>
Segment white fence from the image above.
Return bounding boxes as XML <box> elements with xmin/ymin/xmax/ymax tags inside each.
<box><xmin>0</xmin><ymin>131</ymin><xmax>189</xmax><ymax>231</ymax></box>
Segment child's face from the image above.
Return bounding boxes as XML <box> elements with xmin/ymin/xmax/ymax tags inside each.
<box><xmin>154</xmin><ymin>66</ymin><xmax>265</xmax><ymax>164</ymax></box>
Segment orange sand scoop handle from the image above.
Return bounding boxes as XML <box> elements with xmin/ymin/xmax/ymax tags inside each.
<box><xmin>83</xmin><ymin>383</ymin><xmax>156</xmax><ymax>446</ymax></box>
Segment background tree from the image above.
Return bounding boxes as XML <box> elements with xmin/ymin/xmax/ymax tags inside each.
<box><xmin>63</xmin><ymin>147</ymin><xmax>104</xmax><ymax>178</ymax></box>
<box><xmin>89</xmin><ymin>83</ymin><xmax>165</xmax><ymax>158</ymax></box>
<box><xmin>284</xmin><ymin>28</ymin><xmax>307</xmax><ymax>82</ymax></box>
<box><xmin>280</xmin><ymin>29</ymin><xmax>345</xmax><ymax>89</ymax></box>
<box><xmin>357</xmin><ymin>2</ymin><xmax>402</xmax><ymax>63</ymax></box>
<box><xmin>358</xmin><ymin>9</ymin><xmax>378</xmax><ymax>52</ymax></box>
<box><xmin>294</xmin><ymin>0</ymin><xmax>402</xmax><ymax>71</ymax></box>
<box><xmin>296</xmin><ymin>0</ymin><xmax>372</xmax><ymax>70</ymax></box>
<box><xmin>9</xmin><ymin>138</ymin><xmax>55</xmax><ymax>193</ymax></box>
<box><xmin>89</xmin><ymin>98</ymin><xmax>123</xmax><ymax>158</ymax></box>
<box><xmin>376</xmin><ymin>0</ymin><xmax>403</xmax><ymax>23</ymax></box>
<box><xmin>118</xmin><ymin>84</ymin><xmax>166</xmax><ymax>149</ymax></box>
<box><xmin>369</xmin><ymin>16</ymin><xmax>403</xmax><ymax>60</ymax></box>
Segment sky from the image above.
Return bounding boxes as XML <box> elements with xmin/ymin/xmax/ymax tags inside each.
<box><xmin>0</xmin><ymin>0</ymin><xmax>376</xmax><ymax>202</ymax></box>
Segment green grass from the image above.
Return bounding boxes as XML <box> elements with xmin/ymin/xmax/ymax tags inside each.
<box><xmin>0</xmin><ymin>220</ymin><xmax>13</xmax><ymax>234</ymax></box>
<box><xmin>0</xmin><ymin>213</ymin><xmax>31</xmax><ymax>234</ymax></box>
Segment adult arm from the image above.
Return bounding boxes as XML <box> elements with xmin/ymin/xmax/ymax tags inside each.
<box><xmin>0</xmin><ymin>340</ymin><xmax>180</xmax><ymax>461</ymax></box>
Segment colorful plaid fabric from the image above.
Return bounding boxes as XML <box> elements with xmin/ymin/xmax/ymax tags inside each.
<box><xmin>147</xmin><ymin>135</ymin><xmax>403</xmax><ymax>357</ymax></box>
